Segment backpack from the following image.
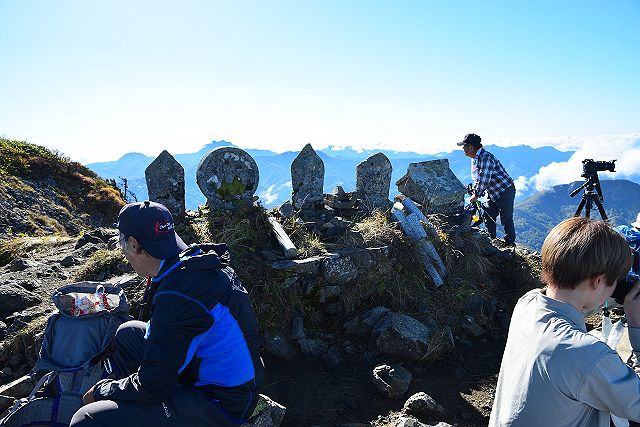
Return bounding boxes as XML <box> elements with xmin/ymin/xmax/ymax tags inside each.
<box><xmin>0</xmin><ymin>282</ymin><xmax>131</xmax><ymax>427</ymax></box>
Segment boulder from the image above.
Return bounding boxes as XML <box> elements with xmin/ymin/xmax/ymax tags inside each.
<box><xmin>403</xmin><ymin>392</ymin><xmax>444</xmax><ymax>418</ymax></box>
<box><xmin>372</xmin><ymin>312</ymin><xmax>432</xmax><ymax>361</ymax></box>
<box><xmin>242</xmin><ymin>394</ymin><xmax>286</xmax><ymax>427</ymax></box>
<box><xmin>343</xmin><ymin>307</ymin><xmax>390</xmax><ymax>336</ymax></box>
<box><xmin>371</xmin><ymin>364</ymin><xmax>412</xmax><ymax>399</ymax></box>
<box><xmin>298</xmin><ymin>338</ymin><xmax>329</xmax><ymax>358</ymax></box>
<box><xmin>262</xmin><ymin>332</ymin><xmax>297</xmax><ymax>361</ymax></box>
<box><xmin>396</xmin><ymin>159</ymin><xmax>465</xmax><ymax>216</ymax></box>
<box><xmin>7</xmin><ymin>258</ymin><xmax>40</xmax><ymax>272</ymax></box>
<box><xmin>0</xmin><ymin>284</ymin><xmax>41</xmax><ymax>319</ymax></box>
<box><xmin>145</xmin><ymin>150</ymin><xmax>186</xmax><ymax>219</ymax></box>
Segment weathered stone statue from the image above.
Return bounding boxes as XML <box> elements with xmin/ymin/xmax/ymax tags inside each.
<box><xmin>145</xmin><ymin>150</ymin><xmax>185</xmax><ymax>219</ymax></box>
<box><xmin>196</xmin><ymin>147</ymin><xmax>259</xmax><ymax>210</ymax></box>
<box><xmin>291</xmin><ymin>144</ymin><xmax>324</xmax><ymax>210</ymax></box>
<box><xmin>356</xmin><ymin>152</ymin><xmax>392</xmax><ymax>210</ymax></box>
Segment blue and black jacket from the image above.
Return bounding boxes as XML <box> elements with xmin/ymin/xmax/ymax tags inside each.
<box><xmin>95</xmin><ymin>243</ymin><xmax>264</xmax><ymax>419</ymax></box>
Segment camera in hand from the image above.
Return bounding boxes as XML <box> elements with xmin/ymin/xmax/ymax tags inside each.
<box><xmin>582</xmin><ymin>159</ymin><xmax>616</xmax><ymax>177</ymax></box>
<box><xmin>611</xmin><ymin>272</ymin><xmax>640</xmax><ymax>305</ymax></box>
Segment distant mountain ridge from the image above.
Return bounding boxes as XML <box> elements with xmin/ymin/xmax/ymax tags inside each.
<box><xmin>86</xmin><ymin>140</ymin><xmax>578</xmax><ymax>209</ymax></box>
<box><xmin>514</xmin><ymin>179</ymin><xmax>640</xmax><ymax>250</ymax></box>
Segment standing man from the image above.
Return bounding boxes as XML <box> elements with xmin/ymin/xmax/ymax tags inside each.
<box><xmin>458</xmin><ymin>133</ymin><xmax>516</xmax><ymax>246</ymax></box>
<box><xmin>71</xmin><ymin>200</ymin><xmax>264</xmax><ymax>426</ymax></box>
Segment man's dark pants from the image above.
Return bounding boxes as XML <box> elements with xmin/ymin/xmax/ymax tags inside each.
<box><xmin>70</xmin><ymin>321</ymin><xmax>250</xmax><ymax>427</ymax></box>
<box><xmin>484</xmin><ymin>184</ymin><xmax>516</xmax><ymax>245</ymax></box>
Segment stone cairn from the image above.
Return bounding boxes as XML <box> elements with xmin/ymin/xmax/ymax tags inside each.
<box><xmin>196</xmin><ymin>147</ymin><xmax>259</xmax><ymax>210</ymax></box>
<box><xmin>145</xmin><ymin>150</ymin><xmax>186</xmax><ymax>219</ymax></box>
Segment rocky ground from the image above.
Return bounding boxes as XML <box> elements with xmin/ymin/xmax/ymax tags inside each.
<box><xmin>0</xmin><ymin>227</ymin><xmax>520</xmax><ymax>427</ymax></box>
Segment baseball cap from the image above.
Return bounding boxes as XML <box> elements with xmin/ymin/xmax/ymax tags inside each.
<box><xmin>456</xmin><ymin>133</ymin><xmax>482</xmax><ymax>147</ymax></box>
<box><xmin>117</xmin><ymin>201</ymin><xmax>188</xmax><ymax>259</ymax></box>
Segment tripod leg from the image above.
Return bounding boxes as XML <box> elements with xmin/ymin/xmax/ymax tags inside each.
<box><xmin>574</xmin><ymin>198</ymin><xmax>586</xmax><ymax>217</ymax></box>
<box><xmin>594</xmin><ymin>197</ymin><xmax>608</xmax><ymax>221</ymax></box>
<box><xmin>585</xmin><ymin>197</ymin><xmax>592</xmax><ymax>218</ymax></box>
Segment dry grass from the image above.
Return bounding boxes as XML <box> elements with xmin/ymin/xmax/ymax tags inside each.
<box><xmin>74</xmin><ymin>249</ymin><xmax>125</xmax><ymax>281</ymax></box>
<box><xmin>0</xmin><ymin>236</ymin><xmax>74</xmax><ymax>267</ymax></box>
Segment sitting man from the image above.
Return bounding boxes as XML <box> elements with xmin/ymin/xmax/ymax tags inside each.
<box><xmin>489</xmin><ymin>217</ymin><xmax>640</xmax><ymax>426</ymax></box>
<box><xmin>71</xmin><ymin>201</ymin><xmax>264</xmax><ymax>426</ymax></box>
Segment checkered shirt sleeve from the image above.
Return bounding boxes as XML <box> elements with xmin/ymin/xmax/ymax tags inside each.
<box><xmin>473</xmin><ymin>148</ymin><xmax>514</xmax><ymax>200</ymax></box>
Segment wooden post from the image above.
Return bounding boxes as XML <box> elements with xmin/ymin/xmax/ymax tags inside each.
<box><xmin>267</xmin><ymin>216</ymin><xmax>298</xmax><ymax>259</ymax></box>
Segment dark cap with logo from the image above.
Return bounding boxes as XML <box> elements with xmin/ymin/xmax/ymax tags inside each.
<box><xmin>456</xmin><ymin>133</ymin><xmax>482</xmax><ymax>147</ymax></box>
<box><xmin>117</xmin><ymin>201</ymin><xmax>188</xmax><ymax>259</ymax></box>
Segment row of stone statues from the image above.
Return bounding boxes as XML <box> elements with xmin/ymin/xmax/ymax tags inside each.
<box><xmin>143</xmin><ymin>143</ymin><xmax>466</xmax><ymax>220</ymax></box>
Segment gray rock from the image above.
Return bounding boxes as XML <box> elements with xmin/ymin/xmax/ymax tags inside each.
<box><xmin>461</xmin><ymin>315</ymin><xmax>485</xmax><ymax>337</ymax></box>
<box><xmin>403</xmin><ymin>392</ymin><xmax>444</xmax><ymax>418</ymax></box>
<box><xmin>0</xmin><ymin>320</ymin><xmax>6</xmax><ymax>340</ymax></box>
<box><xmin>0</xmin><ymin>284</ymin><xmax>41</xmax><ymax>319</ymax></box>
<box><xmin>343</xmin><ymin>306</ymin><xmax>390</xmax><ymax>336</ymax></box>
<box><xmin>291</xmin><ymin>144</ymin><xmax>324</xmax><ymax>209</ymax></box>
<box><xmin>262</xmin><ymin>332</ymin><xmax>297</xmax><ymax>361</ymax></box>
<box><xmin>242</xmin><ymin>394</ymin><xmax>286</xmax><ymax>427</ymax></box>
<box><xmin>372</xmin><ymin>312</ymin><xmax>431</xmax><ymax>361</ymax></box>
<box><xmin>318</xmin><ymin>285</ymin><xmax>342</xmax><ymax>303</ymax></box>
<box><xmin>330</xmin><ymin>186</ymin><xmax>349</xmax><ymax>201</ymax></box>
<box><xmin>76</xmin><ymin>242</ymin><xmax>106</xmax><ymax>257</ymax></box>
<box><xmin>277</xmin><ymin>201</ymin><xmax>294</xmax><ymax>218</ymax></box>
<box><xmin>60</xmin><ymin>255</ymin><xmax>80</xmax><ymax>267</ymax></box>
<box><xmin>145</xmin><ymin>150</ymin><xmax>186</xmax><ymax>219</ymax></box>
<box><xmin>356</xmin><ymin>153</ymin><xmax>393</xmax><ymax>209</ymax></box>
<box><xmin>371</xmin><ymin>364</ymin><xmax>412</xmax><ymax>399</ymax></box>
<box><xmin>323</xmin><ymin>345</ymin><xmax>343</xmax><ymax>367</ymax></box>
<box><xmin>298</xmin><ymin>338</ymin><xmax>329</xmax><ymax>358</ymax></box>
<box><xmin>322</xmin><ymin>253</ymin><xmax>360</xmax><ymax>285</ymax></box>
<box><xmin>197</xmin><ymin>147</ymin><xmax>259</xmax><ymax>210</ymax></box>
<box><xmin>0</xmin><ymin>376</ymin><xmax>35</xmax><ymax>398</ymax></box>
<box><xmin>106</xmin><ymin>274</ymin><xmax>141</xmax><ymax>288</ymax></box>
<box><xmin>75</xmin><ymin>231</ymin><xmax>106</xmax><ymax>249</ymax></box>
<box><xmin>289</xmin><ymin>316</ymin><xmax>306</xmax><ymax>340</ymax></box>
<box><xmin>272</xmin><ymin>257</ymin><xmax>323</xmax><ymax>275</ymax></box>
<box><xmin>396</xmin><ymin>159</ymin><xmax>466</xmax><ymax>216</ymax></box>
<box><xmin>394</xmin><ymin>417</ymin><xmax>428</xmax><ymax>427</ymax></box>
<box><xmin>8</xmin><ymin>258</ymin><xmax>40</xmax><ymax>272</ymax></box>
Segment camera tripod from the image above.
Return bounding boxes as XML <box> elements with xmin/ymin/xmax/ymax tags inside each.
<box><xmin>570</xmin><ymin>173</ymin><xmax>608</xmax><ymax>220</ymax></box>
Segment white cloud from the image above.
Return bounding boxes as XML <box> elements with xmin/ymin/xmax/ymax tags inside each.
<box><xmin>258</xmin><ymin>184</ymin><xmax>279</xmax><ymax>205</ymax></box>
<box><xmin>513</xmin><ymin>176</ymin><xmax>529</xmax><ymax>196</ymax></box>
<box><xmin>523</xmin><ymin>134</ymin><xmax>640</xmax><ymax>191</ymax></box>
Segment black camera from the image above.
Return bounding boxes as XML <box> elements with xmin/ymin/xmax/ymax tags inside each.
<box><xmin>611</xmin><ymin>272</ymin><xmax>640</xmax><ymax>305</ymax></box>
<box><xmin>582</xmin><ymin>159</ymin><xmax>616</xmax><ymax>177</ymax></box>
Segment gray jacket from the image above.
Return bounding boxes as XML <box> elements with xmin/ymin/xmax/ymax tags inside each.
<box><xmin>490</xmin><ymin>289</ymin><xmax>640</xmax><ymax>426</ymax></box>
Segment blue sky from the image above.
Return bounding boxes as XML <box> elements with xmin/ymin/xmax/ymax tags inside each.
<box><xmin>1</xmin><ymin>1</ymin><xmax>639</xmax><ymax>164</ymax></box>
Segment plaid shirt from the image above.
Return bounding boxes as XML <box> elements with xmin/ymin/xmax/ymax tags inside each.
<box><xmin>472</xmin><ymin>148</ymin><xmax>513</xmax><ymax>200</ymax></box>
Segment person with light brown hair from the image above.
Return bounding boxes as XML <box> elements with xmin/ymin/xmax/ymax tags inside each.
<box><xmin>490</xmin><ymin>217</ymin><xmax>640</xmax><ymax>427</ymax></box>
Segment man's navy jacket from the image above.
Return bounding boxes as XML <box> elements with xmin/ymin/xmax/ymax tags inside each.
<box><xmin>94</xmin><ymin>243</ymin><xmax>264</xmax><ymax>416</ymax></box>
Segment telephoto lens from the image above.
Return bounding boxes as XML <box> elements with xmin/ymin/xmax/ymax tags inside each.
<box><xmin>611</xmin><ymin>272</ymin><xmax>640</xmax><ymax>305</ymax></box>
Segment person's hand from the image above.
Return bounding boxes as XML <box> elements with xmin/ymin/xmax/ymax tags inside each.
<box><xmin>624</xmin><ymin>279</ymin><xmax>640</xmax><ymax>327</ymax></box>
<box><xmin>82</xmin><ymin>385</ymin><xmax>96</xmax><ymax>405</ymax></box>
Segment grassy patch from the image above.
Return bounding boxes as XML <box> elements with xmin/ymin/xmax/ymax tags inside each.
<box><xmin>74</xmin><ymin>249</ymin><xmax>126</xmax><ymax>281</ymax></box>
<box><xmin>0</xmin><ymin>236</ymin><xmax>74</xmax><ymax>267</ymax></box>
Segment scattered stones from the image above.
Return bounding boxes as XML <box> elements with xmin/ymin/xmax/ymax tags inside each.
<box><xmin>394</xmin><ymin>417</ymin><xmax>428</xmax><ymax>427</ymax></box>
<box><xmin>197</xmin><ymin>147</ymin><xmax>259</xmax><ymax>210</ymax></box>
<box><xmin>396</xmin><ymin>159</ymin><xmax>465</xmax><ymax>216</ymax></box>
<box><xmin>291</xmin><ymin>144</ymin><xmax>324</xmax><ymax>210</ymax></box>
<box><xmin>343</xmin><ymin>307</ymin><xmax>390</xmax><ymax>336</ymax></box>
<box><xmin>242</xmin><ymin>394</ymin><xmax>286</xmax><ymax>427</ymax></box>
<box><xmin>356</xmin><ymin>152</ymin><xmax>392</xmax><ymax>209</ymax></box>
<box><xmin>75</xmin><ymin>230</ymin><xmax>109</xmax><ymax>249</ymax></box>
<box><xmin>7</xmin><ymin>258</ymin><xmax>40</xmax><ymax>272</ymax></box>
<box><xmin>59</xmin><ymin>255</ymin><xmax>80</xmax><ymax>267</ymax></box>
<box><xmin>372</xmin><ymin>312</ymin><xmax>432</xmax><ymax>361</ymax></box>
<box><xmin>403</xmin><ymin>392</ymin><xmax>444</xmax><ymax>418</ymax></box>
<box><xmin>262</xmin><ymin>332</ymin><xmax>297</xmax><ymax>361</ymax></box>
<box><xmin>371</xmin><ymin>364</ymin><xmax>412</xmax><ymax>399</ymax></box>
<box><xmin>145</xmin><ymin>150</ymin><xmax>186</xmax><ymax>219</ymax></box>
<box><xmin>298</xmin><ymin>338</ymin><xmax>329</xmax><ymax>358</ymax></box>
<box><xmin>0</xmin><ymin>284</ymin><xmax>41</xmax><ymax>319</ymax></box>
